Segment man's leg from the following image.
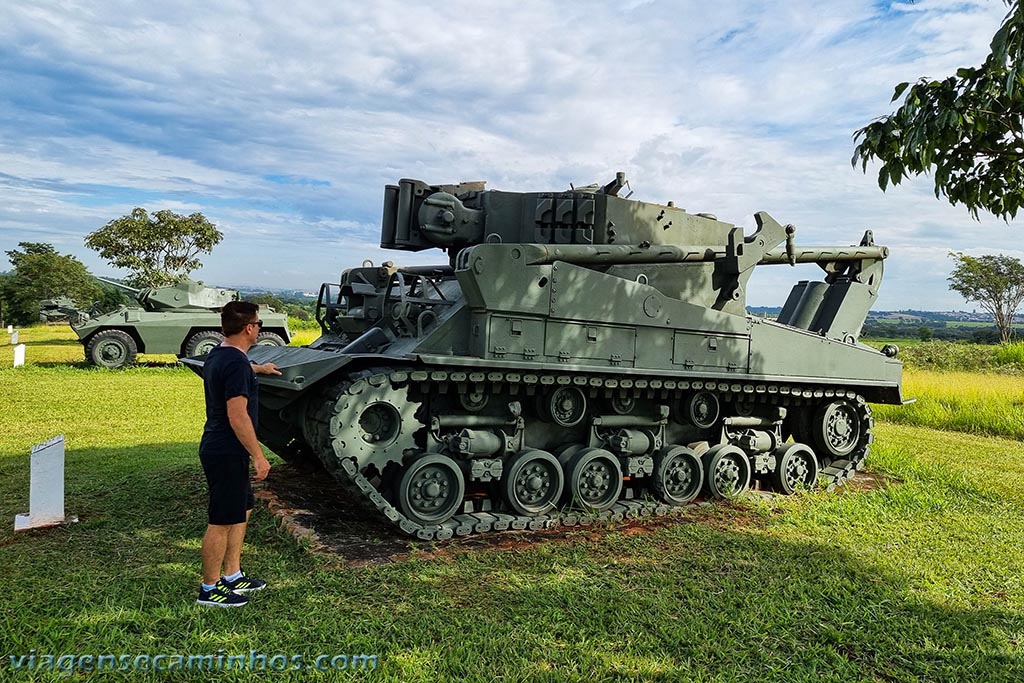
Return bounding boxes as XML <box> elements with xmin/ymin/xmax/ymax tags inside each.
<box><xmin>201</xmin><ymin>522</ymin><xmax>244</xmax><ymax>586</ymax></box>
<box><xmin>222</xmin><ymin>509</ymin><xmax>250</xmax><ymax>578</ymax></box>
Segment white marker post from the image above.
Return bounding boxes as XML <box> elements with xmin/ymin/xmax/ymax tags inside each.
<box><xmin>15</xmin><ymin>435</ymin><xmax>74</xmax><ymax>531</ymax></box>
<box><xmin>10</xmin><ymin>330</ymin><xmax>18</xmax><ymax>345</ymax></box>
<box><xmin>6</xmin><ymin>324</ymin><xmax>11</xmax><ymax>334</ymax></box>
<box><xmin>13</xmin><ymin>344</ymin><xmax>26</xmax><ymax>367</ymax></box>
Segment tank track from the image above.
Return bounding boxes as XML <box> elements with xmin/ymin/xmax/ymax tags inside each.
<box><xmin>305</xmin><ymin>366</ymin><xmax>873</xmax><ymax>542</ymax></box>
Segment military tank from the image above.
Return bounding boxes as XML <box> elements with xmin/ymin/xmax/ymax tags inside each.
<box><xmin>39</xmin><ymin>297</ymin><xmax>84</xmax><ymax>324</ymax></box>
<box><xmin>183</xmin><ymin>173</ymin><xmax>903</xmax><ymax>541</ymax></box>
<box><xmin>73</xmin><ymin>279</ymin><xmax>291</xmax><ymax>368</ymax></box>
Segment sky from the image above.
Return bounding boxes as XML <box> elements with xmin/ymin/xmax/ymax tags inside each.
<box><xmin>0</xmin><ymin>0</ymin><xmax>1017</xmax><ymax>310</ymax></box>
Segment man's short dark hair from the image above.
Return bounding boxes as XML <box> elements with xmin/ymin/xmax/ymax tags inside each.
<box><xmin>222</xmin><ymin>301</ymin><xmax>260</xmax><ymax>336</ymax></box>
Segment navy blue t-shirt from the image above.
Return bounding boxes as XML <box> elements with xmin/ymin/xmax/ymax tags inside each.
<box><xmin>199</xmin><ymin>345</ymin><xmax>258</xmax><ymax>458</ymax></box>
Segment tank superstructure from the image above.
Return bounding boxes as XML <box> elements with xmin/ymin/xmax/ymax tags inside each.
<box><xmin>73</xmin><ymin>279</ymin><xmax>291</xmax><ymax>368</ymax></box>
<box><xmin>184</xmin><ymin>173</ymin><xmax>903</xmax><ymax>541</ymax></box>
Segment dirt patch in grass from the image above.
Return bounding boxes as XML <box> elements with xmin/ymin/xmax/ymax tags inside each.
<box><xmin>257</xmin><ymin>462</ymin><xmax>895</xmax><ymax>567</ymax></box>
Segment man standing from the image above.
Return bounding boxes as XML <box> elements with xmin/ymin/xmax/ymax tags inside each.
<box><xmin>196</xmin><ymin>300</ymin><xmax>281</xmax><ymax>607</ymax></box>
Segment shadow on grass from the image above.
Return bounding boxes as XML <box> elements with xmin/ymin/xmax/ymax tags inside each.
<box><xmin>0</xmin><ymin>443</ymin><xmax>1021</xmax><ymax>682</ymax></box>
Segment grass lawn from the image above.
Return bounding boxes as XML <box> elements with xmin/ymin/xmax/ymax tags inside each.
<box><xmin>1</xmin><ymin>326</ymin><xmax>1022</xmax><ymax>681</ymax></box>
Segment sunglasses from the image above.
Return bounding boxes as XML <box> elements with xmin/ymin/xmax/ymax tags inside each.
<box><xmin>248</xmin><ymin>320</ymin><xmax>264</xmax><ymax>329</ymax></box>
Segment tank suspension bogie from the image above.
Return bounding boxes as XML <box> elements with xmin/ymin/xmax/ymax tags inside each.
<box><xmin>290</xmin><ymin>367</ymin><xmax>874</xmax><ymax>540</ymax></box>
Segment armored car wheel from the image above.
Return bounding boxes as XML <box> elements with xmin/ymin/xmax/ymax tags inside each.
<box><xmin>184</xmin><ymin>330</ymin><xmax>225</xmax><ymax>356</ymax></box>
<box><xmin>702</xmin><ymin>444</ymin><xmax>751</xmax><ymax>498</ymax></box>
<box><xmin>256</xmin><ymin>331</ymin><xmax>287</xmax><ymax>346</ymax></box>
<box><xmin>86</xmin><ymin>329</ymin><xmax>138</xmax><ymax>369</ymax></box>
<box><xmin>565</xmin><ymin>447</ymin><xmax>623</xmax><ymax>512</ymax></box>
<box><xmin>501</xmin><ymin>449</ymin><xmax>564</xmax><ymax>515</ymax></box>
<box><xmin>771</xmin><ymin>443</ymin><xmax>819</xmax><ymax>494</ymax></box>
<box><xmin>651</xmin><ymin>446</ymin><xmax>703</xmax><ymax>505</ymax></box>
<box><xmin>397</xmin><ymin>453</ymin><xmax>465</xmax><ymax>525</ymax></box>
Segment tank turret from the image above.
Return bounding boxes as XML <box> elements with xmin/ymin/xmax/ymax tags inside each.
<box><xmin>184</xmin><ymin>173</ymin><xmax>903</xmax><ymax>542</ymax></box>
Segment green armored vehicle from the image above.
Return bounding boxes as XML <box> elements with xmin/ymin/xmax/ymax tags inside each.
<box><xmin>184</xmin><ymin>174</ymin><xmax>903</xmax><ymax>540</ymax></box>
<box><xmin>39</xmin><ymin>297</ymin><xmax>84</xmax><ymax>324</ymax></box>
<box><xmin>73</xmin><ymin>279</ymin><xmax>291</xmax><ymax>368</ymax></box>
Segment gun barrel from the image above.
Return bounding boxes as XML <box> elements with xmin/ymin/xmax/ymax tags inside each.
<box><xmin>760</xmin><ymin>246</ymin><xmax>889</xmax><ymax>264</ymax></box>
<box><xmin>516</xmin><ymin>243</ymin><xmax>889</xmax><ymax>266</ymax></box>
<box><xmin>95</xmin><ymin>277</ymin><xmax>141</xmax><ymax>294</ymax></box>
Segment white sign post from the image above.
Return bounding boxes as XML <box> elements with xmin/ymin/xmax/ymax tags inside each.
<box><xmin>6</xmin><ymin>324</ymin><xmax>11</xmax><ymax>334</ymax></box>
<box><xmin>13</xmin><ymin>344</ymin><xmax>25</xmax><ymax>367</ymax></box>
<box><xmin>10</xmin><ymin>330</ymin><xmax>18</xmax><ymax>345</ymax></box>
<box><xmin>14</xmin><ymin>435</ymin><xmax>74</xmax><ymax>531</ymax></box>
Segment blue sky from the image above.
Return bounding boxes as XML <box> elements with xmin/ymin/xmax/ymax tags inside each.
<box><xmin>0</xmin><ymin>0</ymin><xmax>1015</xmax><ymax>309</ymax></box>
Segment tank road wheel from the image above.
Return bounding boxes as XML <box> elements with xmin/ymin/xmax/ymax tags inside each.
<box><xmin>771</xmin><ymin>443</ymin><xmax>820</xmax><ymax>495</ymax></box>
<box><xmin>256</xmin><ymin>331</ymin><xmax>287</xmax><ymax>346</ymax></box>
<box><xmin>398</xmin><ymin>453</ymin><xmax>465</xmax><ymax>525</ymax></box>
<box><xmin>651</xmin><ymin>446</ymin><xmax>704</xmax><ymax>505</ymax></box>
<box><xmin>702</xmin><ymin>444</ymin><xmax>752</xmax><ymax>499</ymax></box>
<box><xmin>545</xmin><ymin>386</ymin><xmax>587</xmax><ymax>427</ymax></box>
<box><xmin>85</xmin><ymin>330</ymin><xmax>137</xmax><ymax>369</ymax></box>
<box><xmin>184</xmin><ymin>330</ymin><xmax>225</xmax><ymax>356</ymax></box>
<box><xmin>566</xmin><ymin>447</ymin><xmax>623</xmax><ymax>512</ymax></box>
<box><xmin>682</xmin><ymin>391</ymin><xmax>720</xmax><ymax>429</ymax></box>
<box><xmin>501</xmin><ymin>449</ymin><xmax>564</xmax><ymax>515</ymax></box>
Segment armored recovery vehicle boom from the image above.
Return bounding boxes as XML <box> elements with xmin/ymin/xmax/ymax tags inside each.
<box><xmin>185</xmin><ymin>173</ymin><xmax>902</xmax><ymax>541</ymax></box>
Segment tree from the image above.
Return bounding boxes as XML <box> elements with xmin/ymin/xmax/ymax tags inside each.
<box><xmin>948</xmin><ymin>253</ymin><xmax>1024</xmax><ymax>343</ymax></box>
<box><xmin>85</xmin><ymin>208</ymin><xmax>223</xmax><ymax>288</ymax></box>
<box><xmin>852</xmin><ymin>2</ymin><xmax>1024</xmax><ymax>219</ymax></box>
<box><xmin>0</xmin><ymin>242</ymin><xmax>100</xmax><ymax>326</ymax></box>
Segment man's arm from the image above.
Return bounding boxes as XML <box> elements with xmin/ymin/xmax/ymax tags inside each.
<box><xmin>226</xmin><ymin>395</ymin><xmax>271</xmax><ymax>480</ymax></box>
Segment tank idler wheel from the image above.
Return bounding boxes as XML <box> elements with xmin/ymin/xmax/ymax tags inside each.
<box><xmin>544</xmin><ymin>386</ymin><xmax>587</xmax><ymax>427</ymax></box>
<box><xmin>501</xmin><ymin>449</ymin><xmax>564</xmax><ymax>516</ymax></box>
<box><xmin>812</xmin><ymin>400</ymin><xmax>862</xmax><ymax>459</ymax></box>
<box><xmin>185</xmin><ymin>329</ymin><xmax>225</xmax><ymax>356</ymax></box>
<box><xmin>771</xmin><ymin>443</ymin><xmax>820</xmax><ymax>495</ymax></box>
<box><xmin>255</xmin><ymin>331</ymin><xmax>287</xmax><ymax>346</ymax></box>
<box><xmin>565</xmin><ymin>447</ymin><xmax>623</xmax><ymax>512</ymax></box>
<box><xmin>701</xmin><ymin>444</ymin><xmax>752</xmax><ymax>499</ymax></box>
<box><xmin>651</xmin><ymin>446</ymin><xmax>704</xmax><ymax>505</ymax></box>
<box><xmin>397</xmin><ymin>453</ymin><xmax>466</xmax><ymax>525</ymax></box>
<box><xmin>86</xmin><ymin>329</ymin><xmax>138</xmax><ymax>369</ymax></box>
<box><xmin>683</xmin><ymin>391</ymin><xmax>720</xmax><ymax>429</ymax></box>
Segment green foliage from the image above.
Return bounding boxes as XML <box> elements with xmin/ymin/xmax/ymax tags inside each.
<box><xmin>85</xmin><ymin>208</ymin><xmax>223</xmax><ymax>288</ymax></box>
<box><xmin>947</xmin><ymin>252</ymin><xmax>1024</xmax><ymax>343</ymax></box>
<box><xmin>993</xmin><ymin>340</ymin><xmax>1024</xmax><ymax>365</ymax></box>
<box><xmin>0</xmin><ymin>242</ymin><xmax>100</xmax><ymax>326</ymax></box>
<box><xmin>852</xmin><ymin>1</ymin><xmax>1024</xmax><ymax>219</ymax></box>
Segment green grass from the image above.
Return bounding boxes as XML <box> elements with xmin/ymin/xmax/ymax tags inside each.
<box><xmin>874</xmin><ymin>369</ymin><xmax>1024</xmax><ymax>440</ymax></box>
<box><xmin>1</xmin><ymin>328</ymin><xmax>1023</xmax><ymax>681</ymax></box>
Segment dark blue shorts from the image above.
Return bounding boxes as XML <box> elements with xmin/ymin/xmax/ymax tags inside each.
<box><xmin>199</xmin><ymin>451</ymin><xmax>254</xmax><ymax>525</ymax></box>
